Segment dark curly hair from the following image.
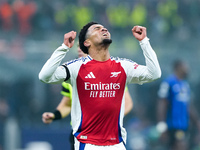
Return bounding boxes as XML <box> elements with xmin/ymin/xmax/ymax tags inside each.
<box><xmin>79</xmin><ymin>22</ymin><xmax>98</xmax><ymax>54</ymax></box>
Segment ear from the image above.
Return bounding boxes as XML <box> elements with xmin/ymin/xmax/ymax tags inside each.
<box><xmin>84</xmin><ymin>39</ymin><xmax>91</xmax><ymax>48</ymax></box>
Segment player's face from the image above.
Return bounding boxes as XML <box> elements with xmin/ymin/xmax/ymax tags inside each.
<box><xmin>178</xmin><ymin>63</ymin><xmax>189</xmax><ymax>79</ymax></box>
<box><xmin>86</xmin><ymin>24</ymin><xmax>111</xmax><ymax>45</ymax></box>
<box><xmin>181</xmin><ymin>64</ymin><xmax>189</xmax><ymax>79</ymax></box>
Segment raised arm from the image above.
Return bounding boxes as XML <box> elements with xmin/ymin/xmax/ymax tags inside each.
<box><xmin>128</xmin><ymin>26</ymin><xmax>161</xmax><ymax>84</ymax></box>
<box><xmin>39</xmin><ymin>31</ymin><xmax>76</xmax><ymax>84</ymax></box>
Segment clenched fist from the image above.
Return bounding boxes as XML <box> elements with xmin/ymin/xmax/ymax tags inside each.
<box><xmin>132</xmin><ymin>26</ymin><xmax>147</xmax><ymax>41</ymax></box>
<box><xmin>42</xmin><ymin>112</ymin><xmax>55</xmax><ymax>124</ymax></box>
<box><xmin>63</xmin><ymin>31</ymin><xmax>77</xmax><ymax>48</ymax></box>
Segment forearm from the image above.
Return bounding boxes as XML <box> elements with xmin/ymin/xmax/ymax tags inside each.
<box><xmin>39</xmin><ymin>43</ymin><xmax>69</xmax><ymax>84</ymax></box>
<box><xmin>56</xmin><ymin>96</ymin><xmax>71</xmax><ymax>118</ymax></box>
<box><xmin>124</xmin><ymin>91</ymin><xmax>133</xmax><ymax>116</ymax></box>
<box><xmin>140</xmin><ymin>37</ymin><xmax>161</xmax><ymax>81</ymax></box>
<box><xmin>124</xmin><ymin>103</ymin><xmax>133</xmax><ymax>116</ymax></box>
<box><xmin>157</xmin><ymin>99</ymin><xmax>168</xmax><ymax>122</ymax></box>
<box><xmin>57</xmin><ymin>105</ymin><xmax>71</xmax><ymax>118</ymax></box>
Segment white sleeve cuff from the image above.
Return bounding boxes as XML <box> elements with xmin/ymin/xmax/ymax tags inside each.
<box><xmin>139</xmin><ymin>37</ymin><xmax>149</xmax><ymax>45</ymax></box>
<box><xmin>61</xmin><ymin>43</ymin><xmax>70</xmax><ymax>50</ymax></box>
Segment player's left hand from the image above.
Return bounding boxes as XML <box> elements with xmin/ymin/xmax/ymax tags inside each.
<box><xmin>132</xmin><ymin>26</ymin><xmax>147</xmax><ymax>41</ymax></box>
<box><xmin>63</xmin><ymin>31</ymin><xmax>77</xmax><ymax>48</ymax></box>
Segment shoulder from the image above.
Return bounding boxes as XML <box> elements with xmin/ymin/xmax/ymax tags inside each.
<box><xmin>62</xmin><ymin>82</ymin><xmax>72</xmax><ymax>89</ymax></box>
<box><xmin>61</xmin><ymin>82</ymin><xmax>73</xmax><ymax>99</ymax></box>
<box><xmin>63</xmin><ymin>55</ymin><xmax>92</xmax><ymax>66</ymax></box>
<box><xmin>160</xmin><ymin>75</ymin><xmax>179</xmax><ymax>91</ymax></box>
<box><xmin>110</xmin><ymin>56</ymin><xmax>136</xmax><ymax>64</ymax></box>
<box><xmin>164</xmin><ymin>75</ymin><xmax>176</xmax><ymax>84</ymax></box>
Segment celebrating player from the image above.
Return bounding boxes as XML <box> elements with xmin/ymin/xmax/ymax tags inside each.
<box><xmin>39</xmin><ymin>22</ymin><xmax>161</xmax><ymax>150</ymax></box>
<box><xmin>42</xmin><ymin>44</ymin><xmax>133</xmax><ymax>150</ymax></box>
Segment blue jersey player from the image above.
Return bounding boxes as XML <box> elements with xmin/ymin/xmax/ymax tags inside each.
<box><xmin>157</xmin><ymin>60</ymin><xmax>200</xmax><ymax>150</ymax></box>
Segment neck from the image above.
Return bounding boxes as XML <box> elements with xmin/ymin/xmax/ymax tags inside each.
<box><xmin>175</xmin><ymin>72</ymin><xmax>184</xmax><ymax>80</ymax></box>
<box><xmin>89</xmin><ymin>45</ymin><xmax>110</xmax><ymax>61</ymax></box>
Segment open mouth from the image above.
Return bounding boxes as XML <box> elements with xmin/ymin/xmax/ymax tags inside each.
<box><xmin>103</xmin><ymin>33</ymin><xmax>108</xmax><ymax>36</ymax></box>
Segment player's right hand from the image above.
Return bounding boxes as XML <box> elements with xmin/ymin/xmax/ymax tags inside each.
<box><xmin>42</xmin><ymin>112</ymin><xmax>55</xmax><ymax>124</ymax></box>
<box><xmin>132</xmin><ymin>26</ymin><xmax>147</xmax><ymax>41</ymax></box>
<box><xmin>63</xmin><ymin>31</ymin><xmax>77</xmax><ymax>48</ymax></box>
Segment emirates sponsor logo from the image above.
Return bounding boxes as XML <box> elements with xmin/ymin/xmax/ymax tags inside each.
<box><xmin>85</xmin><ymin>82</ymin><xmax>120</xmax><ymax>90</ymax></box>
<box><xmin>84</xmin><ymin>82</ymin><xmax>120</xmax><ymax>98</ymax></box>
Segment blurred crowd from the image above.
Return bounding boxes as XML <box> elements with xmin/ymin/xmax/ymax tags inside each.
<box><xmin>1</xmin><ymin>0</ymin><xmax>200</xmax><ymax>150</ymax></box>
<box><xmin>0</xmin><ymin>0</ymin><xmax>200</xmax><ymax>37</ymax></box>
<box><xmin>0</xmin><ymin>0</ymin><xmax>37</xmax><ymax>35</ymax></box>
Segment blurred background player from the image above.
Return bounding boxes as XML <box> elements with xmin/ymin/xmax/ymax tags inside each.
<box><xmin>42</xmin><ymin>44</ymin><xmax>133</xmax><ymax>150</ymax></box>
<box><xmin>157</xmin><ymin>59</ymin><xmax>200</xmax><ymax>150</ymax></box>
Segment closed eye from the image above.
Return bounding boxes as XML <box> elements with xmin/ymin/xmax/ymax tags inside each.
<box><xmin>93</xmin><ymin>26</ymin><xmax>101</xmax><ymax>30</ymax></box>
<box><xmin>93</xmin><ymin>25</ymin><xmax>104</xmax><ymax>31</ymax></box>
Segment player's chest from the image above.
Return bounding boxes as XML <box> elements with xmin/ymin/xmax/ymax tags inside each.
<box><xmin>77</xmin><ymin>61</ymin><xmax>126</xmax><ymax>83</ymax></box>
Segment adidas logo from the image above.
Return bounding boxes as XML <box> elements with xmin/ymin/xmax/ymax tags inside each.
<box><xmin>85</xmin><ymin>72</ymin><xmax>96</xmax><ymax>78</ymax></box>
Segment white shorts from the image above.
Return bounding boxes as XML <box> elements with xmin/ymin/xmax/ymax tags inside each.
<box><xmin>74</xmin><ymin>138</ymin><xmax>126</xmax><ymax>150</ymax></box>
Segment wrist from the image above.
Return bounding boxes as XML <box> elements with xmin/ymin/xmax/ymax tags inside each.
<box><xmin>139</xmin><ymin>37</ymin><xmax>149</xmax><ymax>45</ymax></box>
<box><xmin>61</xmin><ymin>43</ymin><xmax>70</xmax><ymax>50</ymax></box>
<box><xmin>53</xmin><ymin>110</ymin><xmax>62</xmax><ymax>120</ymax></box>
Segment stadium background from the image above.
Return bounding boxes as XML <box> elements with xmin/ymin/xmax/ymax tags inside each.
<box><xmin>0</xmin><ymin>0</ymin><xmax>200</xmax><ymax>149</ymax></box>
